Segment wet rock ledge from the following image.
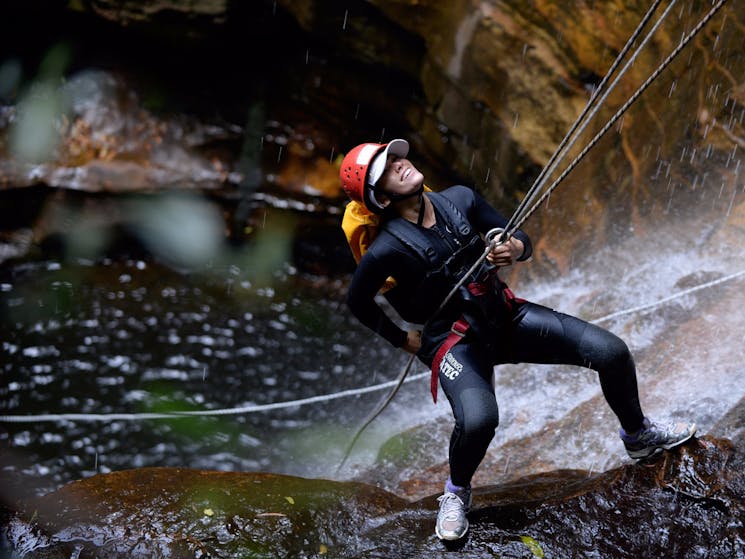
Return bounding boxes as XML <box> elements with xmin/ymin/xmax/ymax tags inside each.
<box><xmin>2</xmin><ymin>435</ymin><xmax>743</xmax><ymax>558</ymax></box>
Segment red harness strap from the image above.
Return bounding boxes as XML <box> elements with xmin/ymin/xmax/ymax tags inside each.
<box><xmin>501</xmin><ymin>286</ymin><xmax>526</xmax><ymax>311</ymax></box>
<box><xmin>429</xmin><ymin>280</ymin><xmax>524</xmax><ymax>403</ymax></box>
<box><xmin>430</xmin><ymin>317</ymin><xmax>469</xmax><ymax>403</ymax></box>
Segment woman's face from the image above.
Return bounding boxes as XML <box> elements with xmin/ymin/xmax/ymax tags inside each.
<box><xmin>377</xmin><ymin>154</ymin><xmax>425</xmax><ymax>198</ymax></box>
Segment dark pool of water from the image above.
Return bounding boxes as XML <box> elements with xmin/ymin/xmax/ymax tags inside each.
<box><xmin>0</xmin><ymin>253</ymin><xmax>405</xmax><ymax>497</ymax></box>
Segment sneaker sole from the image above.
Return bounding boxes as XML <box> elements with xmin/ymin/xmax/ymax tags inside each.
<box><xmin>627</xmin><ymin>423</ymin><xmax>697</xmax><ymax>459</ymax></box>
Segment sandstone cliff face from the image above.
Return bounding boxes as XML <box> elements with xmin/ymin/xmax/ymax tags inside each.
<box><xmin>2</xmin><ymin>1</ymin><xmax>743</xmax><ymax>270</ymax></box>
<box><xmin>279</xmin><ymin>0</ymin><xmax>745</xmax><ymax>270</ymax></box>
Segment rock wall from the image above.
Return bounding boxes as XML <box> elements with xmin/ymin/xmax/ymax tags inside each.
<box><xmin>279</xmin><ymin>0</ymin><xmax>745</xmax><ymax>269</ymax></box>
<box><xmin>1</xmin><ymin>0</ymin><xmax>743</xmax><ymax>270</ymax></box>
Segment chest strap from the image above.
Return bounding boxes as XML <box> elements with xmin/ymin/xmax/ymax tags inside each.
<box><xmin>431</xmin><ymin>317</ymin><xmax>470</xmax><ymax>403</ymax></box>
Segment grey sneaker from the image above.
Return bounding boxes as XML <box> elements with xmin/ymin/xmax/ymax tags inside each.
<box><xmin>620</xmin><ymin>417</ymin><xmax>697</xmax><ymax>459</ymax></box>
<box><xmin>435</xmin><ymin>486</ymin><xmax>471</xmax><ymax>541</ymax></box>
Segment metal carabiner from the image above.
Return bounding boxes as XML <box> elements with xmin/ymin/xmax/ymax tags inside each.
<box><xmin>485</xmin><ymin>227</ymin><xmax>507</xmax><ymax>248</ymax></box>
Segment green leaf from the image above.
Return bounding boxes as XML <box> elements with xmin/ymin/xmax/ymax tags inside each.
<box><xmin>520</xmin><ymin>535</ymin><xmax>544</xmax><ymax>558</ymax></box>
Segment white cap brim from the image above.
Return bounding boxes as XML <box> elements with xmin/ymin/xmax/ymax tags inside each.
<box><xmin>368</xmin><ymin>139</ymin><xmax>409</xmax><ymax>187</ymax></box>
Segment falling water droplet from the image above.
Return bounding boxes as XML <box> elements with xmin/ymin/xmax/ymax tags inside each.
<box><xmin>587</xmin><ymin>461</ymin><xmax>596</xmax><ymax>477</ymax></box>
<box><xmin>653</xmin><ymin>160</ymin><xmax>663</xmax><ymax>180</ymax></box>
<box><xmin>726</xmin><ymin>183</ymin><xmax>736</xmax><ymax>216</ymax></box>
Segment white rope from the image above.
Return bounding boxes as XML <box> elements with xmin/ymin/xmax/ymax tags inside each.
<box><xmin>1</xmin><ymin>266</ymin><xmax>743</xmax><ymax>424</ymax></box>
<box><xmin>591</xmin><ymin>268</ymin><xmax>745</xmax><ymax>325</ymax></box>
<box><xmin>506</xmin><ymin>0</ymin><xmax>730</xmax><ymax>237</ymax></box>
<box><xmin>504</xmin><ymin>0</ymin><xmax>670</xmax><ymax>236</ymax></box>
<box><xmin>0</xmin><ymin>372</ymin><xmax>430</xmax><ymax>423</ymax></box>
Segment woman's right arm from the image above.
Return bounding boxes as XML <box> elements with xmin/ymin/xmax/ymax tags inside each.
<box><xmin>346</xmin><ymin>251</ymin><xmax>408</xmax><ymax>348</ymax></box>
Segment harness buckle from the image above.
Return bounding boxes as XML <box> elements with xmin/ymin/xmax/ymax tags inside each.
<box><xmin>450</xmin><ymin>319</ymin><xmax>468</xmax><ymax>337</ymax></box>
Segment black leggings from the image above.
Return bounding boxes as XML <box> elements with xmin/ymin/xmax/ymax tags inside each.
<box><xmin>438</xmin><ymin>301</ymin><xmax>645</xmax><ymax>487</ymax></box>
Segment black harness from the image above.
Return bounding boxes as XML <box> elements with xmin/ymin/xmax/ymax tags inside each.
<box><xmin>382</xmin><ymin>191</ymin><xmax>515</xmax><ymax>341</ymax></box>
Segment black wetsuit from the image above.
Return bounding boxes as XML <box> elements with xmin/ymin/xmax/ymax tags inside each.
<box><xmin>347</xmin><ymin>185</ymin><xmax>645</xmax><ymax>486</ymax></box>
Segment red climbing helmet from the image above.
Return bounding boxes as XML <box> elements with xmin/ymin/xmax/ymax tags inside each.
<box><xmin>339</xmin><ymin>139</ymin><xmax>409</xmax><ymax>213</ymax></box>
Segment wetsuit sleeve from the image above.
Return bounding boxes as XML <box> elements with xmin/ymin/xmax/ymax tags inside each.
<box><xmin>346</xmin><ymin>250</ymin><xmax>409</xmax><ymax>348</ymax></box>
<box><xmin>462</xmin><ymin>186</ymin><xmax>533</xmax><ymax>261</ymax></box>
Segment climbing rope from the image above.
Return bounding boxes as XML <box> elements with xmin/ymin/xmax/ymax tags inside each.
<box><xmin>503</xmin><ymin>0</ymin><xmax>668</xmax><ymax>239</ymax></box>
<box><xmin>504</xmin><ymin>0</ymin><xmax>730</xmax><ymax>239</ymax></box>
<box><xmin>341</xmin><ymin>0</ymin><xmax>731</xmax><ymax>464</ymax></box>
<box><xmin>591</xmin><ymin>268</ymin><xmax>745</xmax><ymax>325</ymax></box>
<box><xmin>1</xmin><ymin>266</ymin><xmax>743</xmax><ymax>425</ymax></box>
<box><xmin>0</xmin><ymin>3</ymin><xmax>734</xmax><ymax>456</ymax></box>
<box><xmin>0</xmin><ymin>371</ymin><xmax>432</xmax><ymax>423</ymax></box>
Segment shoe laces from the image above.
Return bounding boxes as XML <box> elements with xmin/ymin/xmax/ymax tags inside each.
<box><xmin>625</xmin><ymin>419</ymin><xmax>687</xmax><ymax>444</ymax></box>
<box><xmin>438</xmin><ymin>492</ymin><xmax>466</xmax><ymax>520</ymax></box>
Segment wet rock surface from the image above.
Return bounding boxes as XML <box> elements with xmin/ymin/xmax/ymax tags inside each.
<box><xmin>2</xmin><ymin>436</ymin><xmax>743</xmax><ymax>558</ymax></box>
<box><xmin>1</xmin><ymin>2</ymin><xmax>744</xmax><ymax>558</ymax></box>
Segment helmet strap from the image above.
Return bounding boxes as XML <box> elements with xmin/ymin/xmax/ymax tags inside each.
<box><xmin>374</xmin><ymin>183</ymin><xmax>424</xmax><ymax>205</ymax></box>
<box><xmin>416</xmin><ymin>191</ymin><xmax>426</xmax><ymax>226</ymax></box>
<box><xmin>372</xmin><ymin>183</ymin><xmax>425</xmax><ymax>220</ymax></box>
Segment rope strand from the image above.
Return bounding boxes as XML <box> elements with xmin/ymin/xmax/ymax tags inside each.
<box><xmin>506</xmin><ymin>0</ymin><xmax>729</xmax><ymax>238</ymax></box>
<box><xmin>2</xmin><ymin>267</ymin><xmax>743</xmax><ymax>424</ymax></box>
<box><xmin>504</xmin><ymin>0</ymin><xmax>667</xmax><ymax>237</ymax></box>
<box><xmin>0</xmin><ymin>3</ymin><xmax>733</xmax><ymax>459</ymax></box>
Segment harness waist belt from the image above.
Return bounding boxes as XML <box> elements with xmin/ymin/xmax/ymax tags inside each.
<box><xmin>429</xmin><ymin>280</ymin><xmax>524</xmax><ymax>402</ymax></box>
